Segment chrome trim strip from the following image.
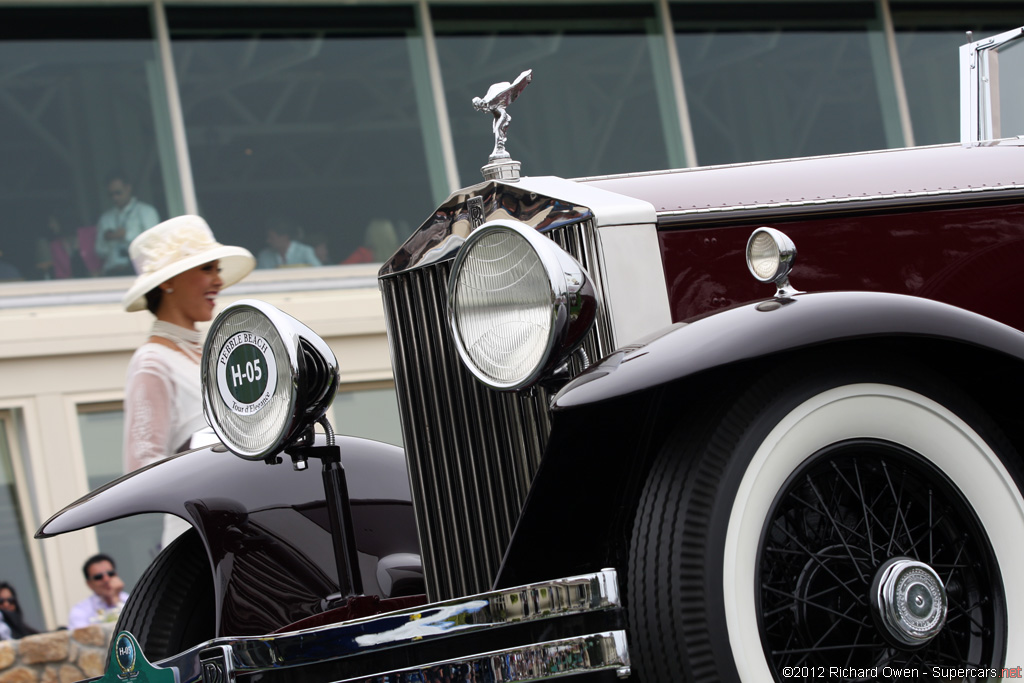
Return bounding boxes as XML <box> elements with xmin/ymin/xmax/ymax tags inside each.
<box><xmin>961</xmin><ymin>30</ymin><xmax>979</xmax><ymax>146</ymax></box>
<box><xmin>336</xmin><ymin>631</ymin><xmax>631</xmax><ymax>683</ymax></box>
<box><xmin>163</xmin><ymin>570</ymin><xmax>622</xmax><ymax>678</ymax></box>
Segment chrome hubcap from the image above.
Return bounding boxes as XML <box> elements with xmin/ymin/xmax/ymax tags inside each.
<box><xmin>871</xmin><ymin>557</ymin><xmax>947</xmax><ymax>647</ymax></box>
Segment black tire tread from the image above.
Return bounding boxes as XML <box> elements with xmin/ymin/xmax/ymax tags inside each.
<box><xmin>628</xmin><ymin>396</ymin><xmax>741</xmax><ymax>683</ymax></box>
<box><xmin>114</xmin><ymin>529</ymin><xmax>215</xmax><ymax>662</ymax></box>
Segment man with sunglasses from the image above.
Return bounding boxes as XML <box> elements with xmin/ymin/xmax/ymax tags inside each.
<box><xmin>67</xmin><ymin>554</ymin><xmax>128</xmax><ymax>630</ymax></box>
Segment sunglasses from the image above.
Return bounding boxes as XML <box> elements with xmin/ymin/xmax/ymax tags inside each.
<box><xmin>0</xmin><ymin>597</ymin><xmax>15</xmax><ymax>606</ymax></box>
<box><xmin>90</xmin><ymin>570</ymin><xmax>117</xmax><ymax>582</ymax></box>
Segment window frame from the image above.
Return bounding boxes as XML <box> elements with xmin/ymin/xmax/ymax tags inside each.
<box><xmin>960</xmin><ymin>24</ymin><xmax>1024</xmax><ymax>144</ymax></box>
<box><xmin>0</xmin><ymin>408</ymin><xmax>56</xmax><ymax>630</ymax></box>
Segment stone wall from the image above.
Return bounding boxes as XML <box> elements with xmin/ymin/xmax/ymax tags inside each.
<box><xmin>0</xmin><ymin>625</ymin><xmax>113</xmax><ymax>683</ymax></box>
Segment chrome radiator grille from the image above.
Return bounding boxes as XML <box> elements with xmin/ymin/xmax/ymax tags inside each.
<box><xmin>380</xmin><ymin>219</ymin><xmax>611</xmax><ymax>601</ymax></box>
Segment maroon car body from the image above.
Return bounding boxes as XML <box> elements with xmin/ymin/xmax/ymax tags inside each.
<box><xmin>587</xmin><ymin>144</ymin><xmax>1024</xmax><ymax>327</ymax></box>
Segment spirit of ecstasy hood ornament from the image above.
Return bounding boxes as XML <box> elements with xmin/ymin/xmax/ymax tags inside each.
<box><xmin>472</xmin><ymin>69</ymin><xmax>532</xmax><ymax>181</ymax></box>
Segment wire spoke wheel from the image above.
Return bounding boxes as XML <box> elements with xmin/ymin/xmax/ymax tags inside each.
<box><xmin>759</xmin><ymin>440</ymin><xmax>1003</xmax><ymax>677</ymax></box>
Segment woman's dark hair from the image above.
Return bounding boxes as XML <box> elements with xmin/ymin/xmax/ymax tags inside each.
<box><xmin>0</xmin><ymin>581</ymin><xmax>17</xmax><ymax>608</ymax></box>
<box><xmin>0</xmin><ymin>581</ymin><xmax>38</xmax><ymax>638</ymax></box>
<box><xmin>145</xmin><ymin>287</ymin><xmax>163</xmax><ymax>315</ymax></box>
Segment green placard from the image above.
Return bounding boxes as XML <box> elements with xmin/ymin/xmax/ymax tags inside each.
<box><xmin>224</xmin><ymin>343</ymin><xmax>270</xmax><ymax>403</ymax></box>
<box><xmin>99</xmin><ymin>632</ymin><xmax>178</xmax><ymax>683</ymax></box>
<box><xmin>216</xmin><ymin>331</ymin><xmax>279</xmax><ymax>416</ymax></box>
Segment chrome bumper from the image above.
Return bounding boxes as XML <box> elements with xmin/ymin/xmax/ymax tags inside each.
<box><xmin>334</xmin><ymin>632</ymin><xmax>629</xmax><ymax>683</ymax></box>
<box><xmin>164</xmin><ymin>569</ymin><xmax>628</xmax><ymax>683</ymax></box>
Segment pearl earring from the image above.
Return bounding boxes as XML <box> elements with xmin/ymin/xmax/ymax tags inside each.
<box><xmin>165</xmin><ymin>287</ymin><xmax>174</xmax><ymax>294</ymax></box>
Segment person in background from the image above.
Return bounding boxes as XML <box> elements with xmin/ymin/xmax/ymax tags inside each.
<box><xmin>0</xmin><ymin>582</ymin><xmax>39</xmax><ymax>639</ymax></box>
<box><xmin>95</xmin><ymin>174</ymin><xmax>160</xmax><ymax>276</ymax></box>
<box><xmin>257</xmin><ymin>218</ymin><xmax>321</xmax><ymax>269</ymax></box>
<box><xmin>67</xmin><ymin>554</ymin><xmax>128</xmax><ymax>630</ymax></box>
<box><xmin>35</xmin><ymin>211</ymin><xmax>101</xmax><ymax>279</ymax></box>
<box><xmin>307</xmin><ymin>231</ymin><xmax>331</xmax><ymax>266</ymax></box>
<box><xmin>0</xmin><ymin>246</ymin><xmax>22</xmax><ymax>281</ymax></box>
<box><xmin>121</xmin><ymin>215</ymin><xmax>255</xmax><ymax>547</ymax></box>
<box><xmin>342</xmin><ymin>218</ymin><xmax>400</xmax><ymax>264</ymax></box>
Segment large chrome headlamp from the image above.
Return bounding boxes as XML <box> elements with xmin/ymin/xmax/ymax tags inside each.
<box><xmin>202</xmin><ymin>300</ymin><xmax>339</xmax><ymax>460</ymax></box>
<box><xmin>447</xmin><ymin>219</ymin><xmax>597</xmax><ymax>390</ymax></box>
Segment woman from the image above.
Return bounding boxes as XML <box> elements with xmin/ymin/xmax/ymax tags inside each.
<box><xmin>0</xmin><ymin>582</ymin><xmax>39</xmax><ymax>639</ymax></box>
<box><xmin>121</xmin><ymin>215</ymin><xmax>255</xmax><ymax>547</ymax></box>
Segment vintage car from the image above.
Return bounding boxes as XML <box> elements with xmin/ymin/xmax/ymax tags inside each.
<box><xmin>38</xmin><ymin>26</ymin><xmax>1024</xmax><ymax>683</ymax></box>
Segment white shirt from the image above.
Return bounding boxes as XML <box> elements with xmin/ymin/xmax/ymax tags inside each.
<box><xmin>94</xmin><ymin>198</ymin><xmax>160</xmax><ymax>275</ymax></box>
<box><xmin>123</xmin><ymin>343</ymin><xmax>206</xmax><ymax>473</ymax></box>
<box><xmin>67</xmin><ymin>591</ymin><xmax>129</xmax><ymax>630</ymax></box>
<box><xmin>123</xmin><ymin>342</ymin><xmax>206</xmax><ymax>548</ymax></box>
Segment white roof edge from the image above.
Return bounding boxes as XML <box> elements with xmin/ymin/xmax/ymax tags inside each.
<box><xmin>514</xmin><ymin>175</ymin><xmax>657</xmax><ymax>227</ymax></box>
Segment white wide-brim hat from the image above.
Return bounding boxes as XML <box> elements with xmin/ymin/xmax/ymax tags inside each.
<box><xmin>122</xmin><ymin>215</ymin><xmax>256</xmax><ymax>312</ymax></box>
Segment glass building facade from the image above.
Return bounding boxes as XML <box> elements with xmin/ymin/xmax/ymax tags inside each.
<box><xmin>0</xmin><ymin>0</ymin><xmax>1022</xmax><ymax>632</ymax></box>
<box><xmin>1</xmin><ymin>0</ymin><xmax>1022</xmax><ymax>285</ymax></box>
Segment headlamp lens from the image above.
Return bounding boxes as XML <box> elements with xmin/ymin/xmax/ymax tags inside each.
<box><xmin>747</xmin><ymin>230</ymin><xmax>782</xmax><ymax>281</ymax></box>
<box><xmin>204</xmin><ymin>306</ymin><xmax>292</xmax><ymax>458</ymax></box>
<box><xmin>450</xmin><ymin>227</ymin><xmax>554</xmax><ymax>387</ymax></box>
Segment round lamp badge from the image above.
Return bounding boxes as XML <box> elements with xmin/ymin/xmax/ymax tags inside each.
<box><xmin>114</xmin><ymin>633</ymin><xmax>137</xmax><ymax>676</ymax></box>
<box><xmin>217</xmin><ymin>331</ymin><xmax>279</xmax><ymax>415</ymax></box>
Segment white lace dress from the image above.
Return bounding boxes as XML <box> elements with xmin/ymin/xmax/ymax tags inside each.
<box><xmin>122</xmin><ymin>342</ymin><xmax>206</xmax><ymax>547</ymax></box>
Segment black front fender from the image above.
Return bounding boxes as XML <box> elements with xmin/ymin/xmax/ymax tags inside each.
<box><xmin>553</xmin><ymin>290</ymin><xmax>1024</xmax><ymax>409</ymax></box>
<box><xmin>37</xmin><ymin>435</ymin><xmax>420</xmax><ymax>636</ymax></box>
